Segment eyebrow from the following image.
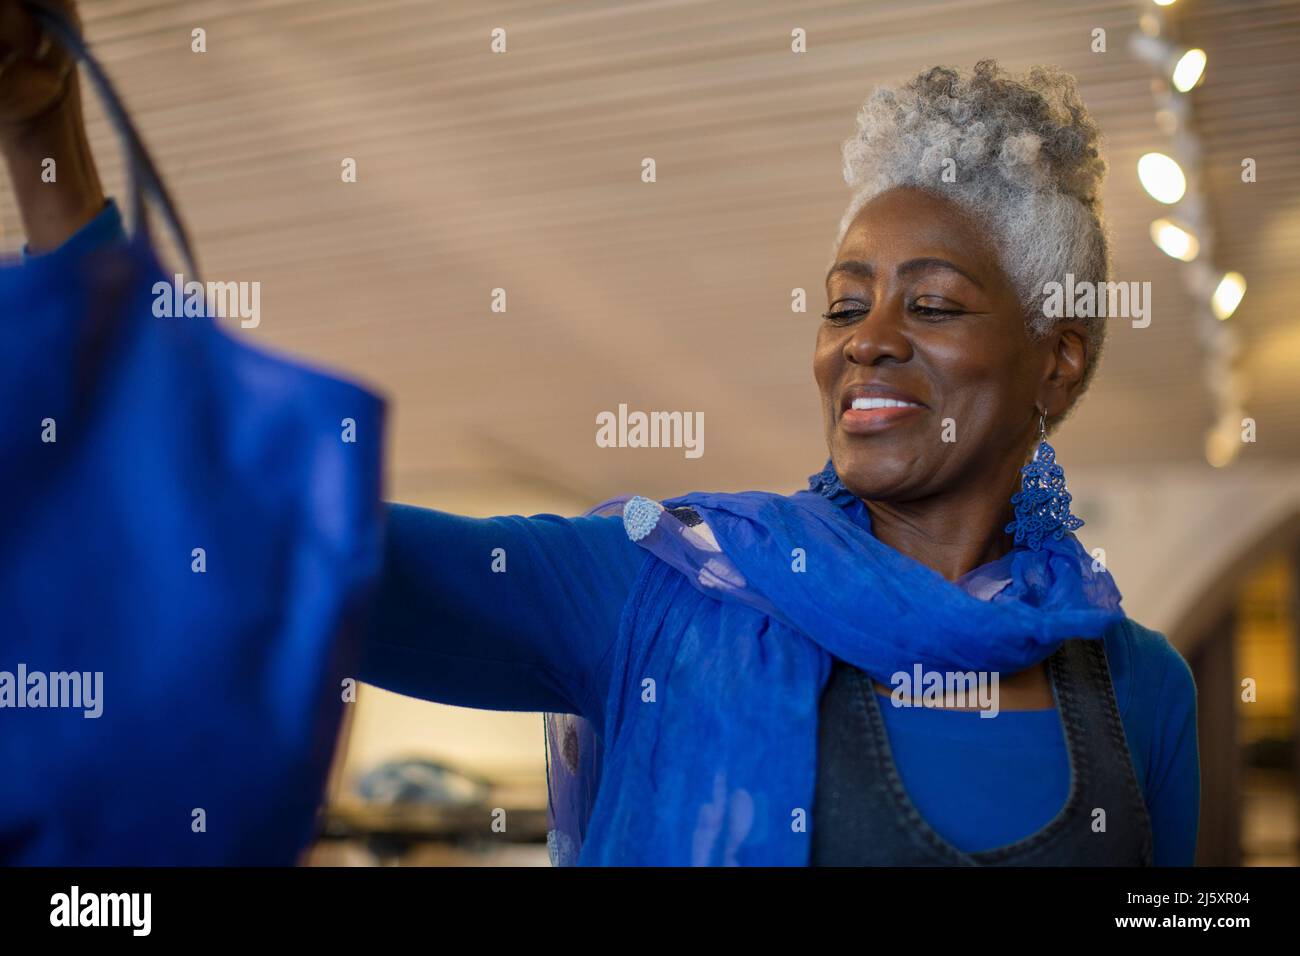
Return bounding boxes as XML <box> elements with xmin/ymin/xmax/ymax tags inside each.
<box><xmin>825</xmin><ymin>257</ymin><xmax>985</xmax><ymax>290</ymax></box>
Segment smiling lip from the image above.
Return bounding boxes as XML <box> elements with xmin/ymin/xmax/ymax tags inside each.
<box><xmin>839</xmin><ymin>384</ymin><xmax>927</xmax><ymax>434</ymax></box>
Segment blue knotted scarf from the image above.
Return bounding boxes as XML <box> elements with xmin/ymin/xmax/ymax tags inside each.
<box><xmin>545</xmin><ymin>461</ymin><xmax>1124</xmax><ymax>865</ymax></box>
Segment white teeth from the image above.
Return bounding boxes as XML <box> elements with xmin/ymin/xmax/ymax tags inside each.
<box><xmin>851</xmin><ymin>397</ymin><xmax>920</xmax><ymax>410</ymax></box>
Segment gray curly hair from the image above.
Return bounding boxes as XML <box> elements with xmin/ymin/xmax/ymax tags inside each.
<box><xmin>832</xmin><ymin>60</ymin><xmax>1111</xmax><ymax>426</ymax></box>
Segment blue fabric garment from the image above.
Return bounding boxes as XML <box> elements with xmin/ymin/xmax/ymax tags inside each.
<box><xmin>39</xmin><ymin>200</ymin><xmax>1200</xmax><ymax>865</ymax></box>
<box><xmin>554</xmin><ymin>484</ymin><xmax>1129</xmax><ymax>865</ymax></box>
<box><xmin>0</xmin><ymin>203</ymin><xmax>385</xmax><ymax>863</ymax></box>
<box><xmin>875</xmin><ymin>690</ymin><xmax>1069</xmax><ymax>851</ymax></box>
<box><xmin>620</xmin><ymin>478</ymin><xmax>1127</xmax><ymax>678</ymax></box>
<box><xmin>363</xmin><ymin>496</ymin><xmax>1195</xmax><ymax>864</ymax></box>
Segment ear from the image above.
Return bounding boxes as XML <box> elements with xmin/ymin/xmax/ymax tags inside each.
<box><xmin>1037</xmin><ymin>321</ymin><xmax>1089</xmax><ymax>419</ymax></box>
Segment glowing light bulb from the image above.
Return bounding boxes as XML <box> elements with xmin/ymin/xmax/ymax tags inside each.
<box><xmin>1211</xmin><ymin>271</ymin><xmax>1246</xmax><ymax>320</ymax></box>
<box><xmin>1172</xmin><ymin>48</ymin><xmax>1206</xmax><ymax>92</ymax></box>
<box><xmin>1205</xmin><ymin>423</ymin><xmax>1239</xmax><ymax>468</ymax></box>
<box><xmin>1150</xmin><ymin>218</ymin><xmax>1199</xmax><ymax>261</ymax></box>
<box><xmin>1138</xmin><ymin>152</ymin><xmax>1187</xmax><ymax>204</ymax></box>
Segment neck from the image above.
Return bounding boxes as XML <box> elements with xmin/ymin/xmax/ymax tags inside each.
<box><xmin>862</xmin><ymin>469</ymin><xmax>1023</xmax><ymax>582</ymax></box>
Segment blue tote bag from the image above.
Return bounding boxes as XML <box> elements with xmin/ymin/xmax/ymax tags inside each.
<box><xmin>0</xmin><ymin>3</ymin><xmax>385</xmax><ymax>864</ymax></box>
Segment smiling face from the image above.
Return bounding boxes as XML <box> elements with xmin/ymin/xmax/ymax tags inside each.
<box><xmin>816</xmin><ymin>185</ymin><xmax>1071</xmax><ymax>504</ymax></box>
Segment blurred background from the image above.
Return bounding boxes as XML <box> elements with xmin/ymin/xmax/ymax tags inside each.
<box><xmin>4</xmin><ymin>0</ymin><xmax>1296</xmax><ymax>866</ymax></box>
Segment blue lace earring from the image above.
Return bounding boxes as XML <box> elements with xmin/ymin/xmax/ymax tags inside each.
<box><xmin>1005</xmin><ymin>408</ymin><xmax>1084</xmax><ymax>551</ymax></box>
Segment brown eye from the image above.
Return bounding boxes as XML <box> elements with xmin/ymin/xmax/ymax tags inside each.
<box><xmin>909</xmin><ymin>298</ymin><xmax>963</xmax><ymax>320</ymax></box>
<box><xmin>821</xmin><ymin>303</ymin><xmax>869</xmax><ymax>325</ymax></box>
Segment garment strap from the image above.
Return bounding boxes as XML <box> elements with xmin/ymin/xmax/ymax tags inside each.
<box><xmin>812</xmin><ymin>637</ymin><xmax>1153</xmax><ymax>865</ymax></box>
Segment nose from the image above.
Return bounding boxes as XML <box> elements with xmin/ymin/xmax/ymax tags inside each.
<box><xmin>843</xmin><ymin>295</ymin><xmax>913</xmax><ymax>367</ymax></box>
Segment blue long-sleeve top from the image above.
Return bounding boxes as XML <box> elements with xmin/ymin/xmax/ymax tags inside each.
<box><xmin>368</xmin><ymin>503</ymin><xmax>1200</xmax><ymax>865</ymax></box>
<box><xmin>40</xmin><ymin>200</ymin><xmax>1201</xmax><ymax>865</ymax></box>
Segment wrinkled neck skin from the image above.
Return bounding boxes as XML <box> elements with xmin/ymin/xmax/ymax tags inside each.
<box><xmin>859</xmin><ymin>460</ymin><xmax>1025</xmax><ymax>583</ymax></box>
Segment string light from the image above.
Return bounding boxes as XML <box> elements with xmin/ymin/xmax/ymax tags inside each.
<box><xmin>1134</xmin><ymin>2</ymin><xmax>1247</xmax><ymax>466</ymax></box>
<box><xmin>1138</xmin><ymin>152</ymin><xmax>1187</xmax><ymax>203</ymax></box>
<box><xmin>1211</xmin><ymin>272</ymin><xmax>1247</xmax><ymax>321</ymax></box>
<box><xmin>1150</xmin><ymin>218</ymin><xmax>1200</xmax><ymax>261</ymax></box>
<box><xmin>1205</xmin><ymin>422</ymin><xmax>1239</xmax><ymax>468</ymax></box>
<box><xmin>1172</xmin><ymin>48</ymin><xmax>1207</xmax><ymax>91</ymax></box>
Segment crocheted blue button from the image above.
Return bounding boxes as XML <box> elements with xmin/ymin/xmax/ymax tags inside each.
<box><xmin>622</xmin><ymin>495</ymin><xmax>662</xmax><ymax>542</ymax></box>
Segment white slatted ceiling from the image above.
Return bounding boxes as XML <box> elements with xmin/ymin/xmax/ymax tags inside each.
<box><xmin>3</xmin><ymin>0</ymin><xmax>1296</xmax><ymax>505</ymax></box>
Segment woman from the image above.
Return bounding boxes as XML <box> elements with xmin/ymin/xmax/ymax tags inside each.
<box><xmin>2</xmin><ymin>2</ymin><xmax>1198</xmax><ymax>866</ymax></box>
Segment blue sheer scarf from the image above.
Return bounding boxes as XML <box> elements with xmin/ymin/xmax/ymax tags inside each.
<box><xmin>545</xmin><ymin>461</ymin><xmax>1124</xmax><ymax>865</ymax></box>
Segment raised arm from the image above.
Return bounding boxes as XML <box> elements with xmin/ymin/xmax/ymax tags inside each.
<box><xmin>2</xmin><ymin>0</ymin><xmax>646</xmax><ymax>732</ymax></box>
<box><xmin>364</xmin><ymin>503</ymin><xmax>645</xmax><ymax>726</ymax></box>
<box><xmin>0</xmin><ymin>0</ymin><xmax>105</xmax><ymax>253</ymax></box>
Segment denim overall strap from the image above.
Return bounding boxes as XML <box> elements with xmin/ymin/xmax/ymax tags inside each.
<box><xmin>810</xmin><ymin>635</ymin><xmax>1154</xmax><ymax>865</ymax></box>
